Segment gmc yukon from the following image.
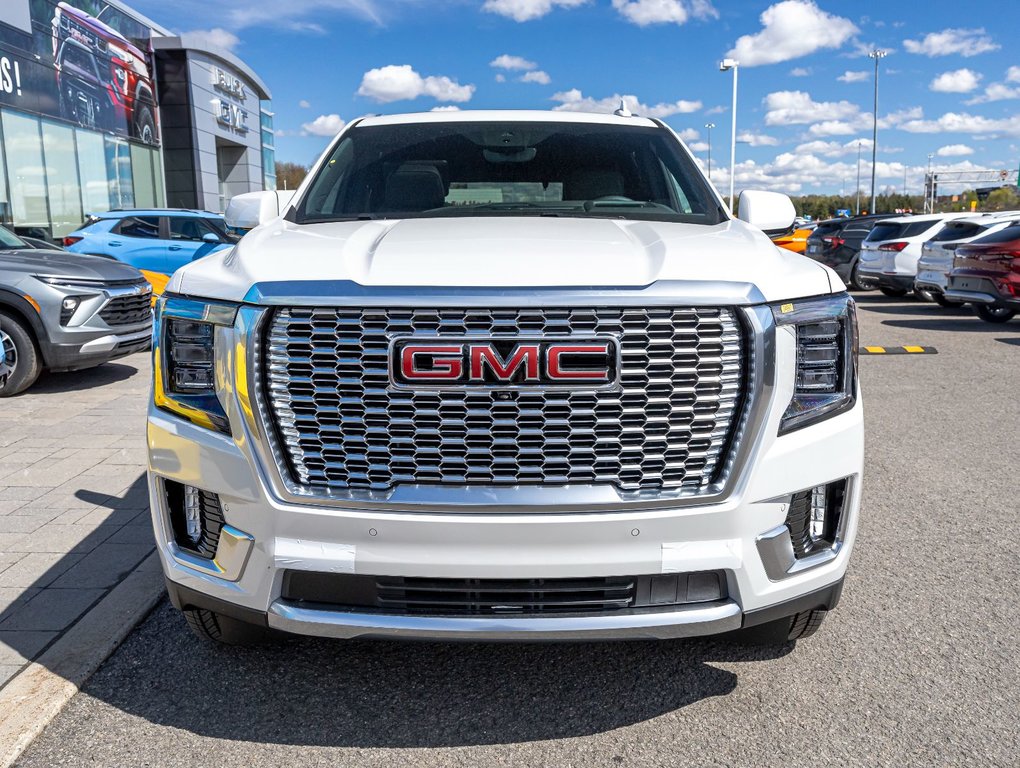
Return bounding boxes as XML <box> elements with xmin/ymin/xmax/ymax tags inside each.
<box><xmin>147</xmin><ymin>110</ymin><xmax>863</xmax><ymax>646</ymax></box>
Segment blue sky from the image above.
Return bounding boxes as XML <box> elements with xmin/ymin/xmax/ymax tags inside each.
<box><xmin>133</xmin><ymin>0</ymin><xmax>1020</xmax><ymax>196</ymax></box>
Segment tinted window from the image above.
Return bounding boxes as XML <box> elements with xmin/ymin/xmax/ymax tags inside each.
<box><xmin>903</xmin><ymin>221</ymin><xmax>940</xmax><ymax>238</ymax></box>
<box><xmin>169</xmin><ymin>217</ymin><xmax>220</xmax><ymax>242</ymax></box>
<box><xmin>0</xmin><ymin>226</ymin><xmax>26</xmax><ymax>248</ymax></box>
<box><xmin>115</xmin><ymin>216</ymin><xmax>160</xmax><ymax>239</ymax></box>
<box><xmin>867</xmin><ymin>222</ymin><xmax>906</xmax><ymax>241</ymax></box>
<box><xmin>970</xmin><ymin>225</ymin><xmax>1020</xmax><ymax>245</ymax></box>
<box><xmin>810</xmin><ymin>222</ymin><xmax>842</xmax><ymax>238</ymax></box>
<box><xmin>930</xmin><ymin>222</ymin><xmax>982</xmax><ymax>242</ymax></box>
<box><xmin>298</xmin><ymin>121</ymin><xmax>722</xmax><ymax>225</ymax></box>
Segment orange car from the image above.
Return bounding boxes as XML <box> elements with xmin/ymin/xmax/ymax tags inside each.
<box><xmin>771</xmin><ymin>226</ymin><xmax>815</xmax><ymax>254</ymax></box>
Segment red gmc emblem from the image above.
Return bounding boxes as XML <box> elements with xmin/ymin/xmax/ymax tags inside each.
<box><xmin>390</xmin><ymin>337</ymin><xmax>620</xmax><ymax>388</ymax></box>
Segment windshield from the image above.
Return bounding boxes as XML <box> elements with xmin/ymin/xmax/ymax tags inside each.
<box><xmin>295</xmin><ymin>121</ymin><xmax>724</xmax><ymax>225</ymax></box>
<box><xmin>0</xmin><ymin>226</ymin><xmax>27</xmax><ymax>249</ymax></box>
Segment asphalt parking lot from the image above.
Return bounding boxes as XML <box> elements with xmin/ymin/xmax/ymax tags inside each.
<box><xmin>10</xmin><ymin>294</ymin><xmax>1020</xmax><ymax>767</ymax></box>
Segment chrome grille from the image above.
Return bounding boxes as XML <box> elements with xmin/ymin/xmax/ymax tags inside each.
<box><xmin>263</xmin><ymin>307</ymin><xmax>746</xmax><ymax>493</ymax></box>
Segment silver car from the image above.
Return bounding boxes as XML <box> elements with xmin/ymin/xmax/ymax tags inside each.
<box><xmin>0</xmin><ymin>226</ymin><xmax>152</xmax><ymax>396</ymax></box>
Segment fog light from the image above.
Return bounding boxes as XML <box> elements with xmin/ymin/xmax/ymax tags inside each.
<box><xmin>786</xmin><ymin>479</ymin><xmax>848</xmax><ymax>559</ymax></box>
<box><xmin>184</xmin><ymin>485</ymin><xmax>202</xmax><ymax>544</ymax></box>
<box><xmin>164</xmin><ymin>479</ymin><xmax>225</xmax><ymax>559</ymax></box>
<box><xmin>59</xmin><ymin>296</ymin><xmax>81</xmax><ymax>325</ymax></box>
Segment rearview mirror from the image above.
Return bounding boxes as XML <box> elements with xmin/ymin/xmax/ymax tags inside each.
<box><xmin>201</xmin><ymin>232</ymin><xmax>220</xmax><ymax>243</ymax></box>
<box><xmin>737</xmin><ymin>190</ymin><xmax>797</xmax><ymax>236</ymax></box>
<box><xmin>224</xmin><ymin>190</ymin><xmax>295</xmax><ymax>230</ymax></box>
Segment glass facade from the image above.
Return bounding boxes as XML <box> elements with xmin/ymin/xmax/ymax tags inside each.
<box><xmin>260</xmin><ymin>107</ymin><xmax>277</xmax><ymax>191</ymax></box>
<box><xmin>0</xmin><ymin>108</ymin><xmax>163</xmax><ymax>239</ymax></box>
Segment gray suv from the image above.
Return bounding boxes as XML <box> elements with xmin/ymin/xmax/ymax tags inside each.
<box><xmin>0</xmin><ymin>226</ymin><xmax>152</xmax><ymax>396</ymax></box>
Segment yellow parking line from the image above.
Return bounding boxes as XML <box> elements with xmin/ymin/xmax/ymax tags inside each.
<box><xmin>864</xmin><ymin>346</ymin><xmax>886</xmax><ymax>354</ymax></box>
<box><xmin>903</xmin><ymin>345</ymin><xmax>925</xmax><ymax>353</ymax></box>
<box><xmin>861</xmin><ymin>345</ymin><xmax>938</xmax><ymax>355</ymax></box>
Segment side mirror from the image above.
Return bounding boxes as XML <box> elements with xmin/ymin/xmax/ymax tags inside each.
<box><xmin>224</xmin><ymin>190</ymin><xmax>296</xmax><ymax>230</ymax></box>
<box><xmin>737</xmin><ymin>190</ymin><xmax>797</xmax><ymax>236</ymax></box>
<box><xmin>201</xmin><ymin>232</ymin><xmax>220</xmax><ymax>243</ymax></box>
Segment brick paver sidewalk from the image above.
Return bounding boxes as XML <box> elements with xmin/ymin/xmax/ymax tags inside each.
<box><xmin>0</xmin><ymin>353</ymin><xmax>153</xmax><ymax>687</ymax></box>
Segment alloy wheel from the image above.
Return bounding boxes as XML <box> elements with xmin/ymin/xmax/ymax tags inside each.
<box><xmin>0</xmin><ymin>328</ymin><xmax>17</xmax><ymax>389</ymax></box>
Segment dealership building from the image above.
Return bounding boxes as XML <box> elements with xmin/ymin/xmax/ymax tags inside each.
<box><xmin>0</xmin><ymin>0</ymin><xmax>275</xmax><ymax>241</ymax></box>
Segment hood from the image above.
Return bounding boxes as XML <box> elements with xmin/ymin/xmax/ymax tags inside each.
<box><xmin>171</xmin><ymin>216</ymin><xmax>836</xmax><ymax>303</ymax></box>
<box><xmin>0</xmin><ymin>249</ymin><xmax>145</xmax><ymax>282</ymax></box>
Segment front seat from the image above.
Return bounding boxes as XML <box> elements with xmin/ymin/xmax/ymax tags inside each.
<box><xmin>383</xmin><ymin>165</ymin><xmax>446</xmax><ymax>212</ymax></box>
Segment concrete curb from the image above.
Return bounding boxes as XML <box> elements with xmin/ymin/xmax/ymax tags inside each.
<box><xmin>0</xmin><ymin>553</ymin><xmax>164</xmax><ymax>768</ymax></box>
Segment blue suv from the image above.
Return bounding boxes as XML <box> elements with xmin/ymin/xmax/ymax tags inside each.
<box><xmin>63</xmin><ymin>210</ymin><xmax>237</xmax><ymax>277</ymax></box>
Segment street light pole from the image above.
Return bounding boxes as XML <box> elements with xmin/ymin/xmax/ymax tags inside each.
<box><xmin>704</xmin><ymin>122</ymin><xmax>715</xmax><ymax>179</ymax></box>
<box><xmin>856</xmin><ymin>140</ymin><xmax>862</xmax><ymax>215</ymax></box>
<box><xmin>926</xmin><ymin>152</ymin><xmax>935</xmax><ymax>213</ymax></box>
<box><xmin>868</xmin><ymin>49</ymin><xmax>886</xmax><ymax>214</ymax></box>
<box><xmin>720</xmin><ymin>58</ymin><xmax>739</xmax><ymax>213</ymax></box>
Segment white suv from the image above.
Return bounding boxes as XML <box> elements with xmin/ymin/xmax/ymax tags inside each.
<box><xmin>915</xmin><ymin>212</ymin><xmax>1020</xmax><ymax>306</ymax></box>
<box><xmin>858</xmin><ymin>213</ymin><xmax>970</xmax><ymax>299</ymax></box>
<box><xmin>147</xmin><ymin>111</ymin><xmax>863</xmax><ymax>647</ymax></box>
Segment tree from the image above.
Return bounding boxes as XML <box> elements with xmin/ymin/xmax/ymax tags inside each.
<box><xmin>276</xmin><ymin>162</ymin><xmax>308</xmax><ymax>191</ymax></box>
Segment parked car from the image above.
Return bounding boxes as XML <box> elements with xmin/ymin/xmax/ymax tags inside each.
<box><xmin>915</xmin><ymin>212</ymin><xmax>1020</xmax><ymax>307</ymax></box>
<box><xmin>804</xmin><ymin>214</ymin><xmax>898</xmax><ymax>290</ymax></box>
<box><xmin>771</xmin><ymin>224</ymin><xmax>815</xmax><ymax>254</ymax></box>
<box><xmin>0</xmin><ymin>226</ymin><xmax>152</xmax><ymax>396</ymax></box>
<box><xmin>0</xmin><ymin>225</ymin><xmax>63</xmax><ymax>251</ymax></box>
<box><xmin>150</xmin><ymin>110</ymin><xmax>862</xmax><ymax>648</ymax></box>
<box><xmin>63</xmin><ymin>209</ymin><xmax>237</xmax><ymax>287</ymax></box>
<box><xmin>857</xmin><ymin>213</ymin><xmax>970</xmax><ymax>299</ymax></box>
<box><xmin>945</xmin><ymin>223</ymin><xmax>1020</xmax><ymax>323</ymax></box>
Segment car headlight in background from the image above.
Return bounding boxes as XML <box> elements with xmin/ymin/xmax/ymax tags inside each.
<box><xmin>154</xmin><ymin>295</ymin><xmax>238</xmax><ymax>433</ymax></box>
<box><xmin>771</xmin><ymin>293</ymin><xmax>858</xmax><ymax>434</ymax></box>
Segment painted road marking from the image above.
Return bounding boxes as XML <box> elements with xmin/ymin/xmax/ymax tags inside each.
<box><xmin>860</xmin><ymin>346</ymin><xmax>938</xmax><ymax>355</ymax></box>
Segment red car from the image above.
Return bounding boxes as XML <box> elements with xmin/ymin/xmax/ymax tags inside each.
<box><xmin>52</xmin><ymin>2</ymin><xmax>157</xmax><ymax>144</ymax></box>
<box><xmin>945</xmin><ymin>223</ymin><xmax>1020</xmax><ymax>323</ymax></box>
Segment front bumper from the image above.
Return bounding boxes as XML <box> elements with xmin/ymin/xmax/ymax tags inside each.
<box><xmin>146</xmin><ymin>301</ymin><xmax>864</xmax><ymax>641</ymax></box>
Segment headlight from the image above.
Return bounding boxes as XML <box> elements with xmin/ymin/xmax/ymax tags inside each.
<box><xmin>154</xmin><ymin>295</ymin><xmax>238</xmax><ymax>433</ymax></box>
<box><xmin>771</xmin><ymin>293</ymin><xmax>858</xmax><ymax>434</ymax></box>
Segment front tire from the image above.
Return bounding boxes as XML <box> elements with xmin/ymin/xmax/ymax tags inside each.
<box><xmin>880</xmin><ymin>286</ymin><xmax>909</xmax><ymax>298</ymax></box>
<box><xmin>0</xmin><ymin>312</ymin><xmax>42</xmax><ymax>397</ymax></box>
<box><xmin>733</xmin><ymin>608</ymin><xmax>828</xmax><ymax>645</ymax></box>
<box><xmin>975</xmin><ymin>304</ymin><xmax>1017</xmax><ymax>324</ymax></box>
<box><xmin>134</xmin><ymin>103</ymin><xmax>156</xmax><ymax>145</ymax></box>
<box><xmin>183</xmin><ymin>608</ymin><xmax>274</xmax><ymax>646</ymax></box>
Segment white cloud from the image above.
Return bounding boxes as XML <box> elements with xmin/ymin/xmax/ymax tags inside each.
<box><xmin>903</xmin><ymin>28</ymin><xmax>999</xmax><ymax>57</ymax></box>
<box><xmin>677</xmin><ymin>128</ymin><xmax>700</xmax><ymax>142</ymax></box>
<box><xmin>899</xmin><ymin>112</ymin><xmax>1020</xmax><ymax>136</ymax></box>
<box><xmin>930</xmin><ymin>68</ymin><xmax>982</xmax><ymax>93</ymax></box>
<box><xmin>1008</xmin><ymin>66</ymin><xmax>1020</xmax><ymax>84</ymax></box>
<box><xmin>705</xmin><ymin>104</ymin><xmax>727</xmax><ymax>115</ymax></box>
<box><xmin>806</xmin><ymin>106</ymin><xmax>922</xmax><ymax>136</ymax></box>
<box><xmin>737</xmin><ymin>131</ymin><xmax>780</xmax><ymax>146</ymax></box>
<box><xmin>551</xmin><ymin>89</ymin><xmax>701</xmax><ymax>118</ymax></box>
<box><xmin>495</xmin><ymin>73</ymin><xmax>507</xmax><ymax>83</ymax></box>
<box><xmin>298</xmin><ymin>99</ymin><xmax>311</xmax><ymax>108</ymax></box>
<box><xmin>966</xmin><ymin>83</ymin><xmax>1020</xmax><ymax>104</ymax></box>
<box><xmin>430</xmin><ymin>105</ymin><xmax>461</xmax><ymax>112</ymax></box>
<box><xmin>726</xmin><ymin>1</ymin><xmax>858</xmax><ymax>67</ymax></box>
<box><xmin>482</xmin><ymin>0</ymin><xmax>587</xmax><ymax>22</ymax></box>
<box><xmin>182</xmin><ymin>28</ymin><xmax>239</xmax><ymax>51</ymax></box>
<box><xmin>936</xmin><ymin>144</ymin><xmax>974</xmax><ymax>157</ymax></box>
<box><xmin>763</xmin><ymin>90</ymin><xmax>859</xmax><ymax>125</ymax></box>
<box><xmin>790</xmin><ymin>67</ymin><xmax>811</xmax><ymax>77</ymax></box>
<box><xmin>490</xmin><ymin>54</ymin><xmax>537</xmax><ymax>71</ymax></box>
<box><xmin>610</xmin><ymin>0</ymin><xmax>717</xmax><ymax>26</ymax></box>
<box><xmin>301</xmin><ymin>114</ymin><xmax>345</xmax><ymax>136</ymax></box>
<box><xmin>795</xmin><ymin>138</ymin><xmax>872</xmax><ymax>157</ymax></box>
<box><xmin>357</xmin><ymin>65</ymin><xmax>475</xmax><ymax>103</ymax></box>
<box><xmin>520</xmin><ymin>70</ymin><xmax>551</xmax><ymax>84</ymax></box>
<box><xmin>837</xmin><ymin>71</ymin><xmax>868</xmax><ymax>83</ymax></box>
<box><xmin>689</xmin><ymin>141</ymin><xmax>710</xmax><ymax>152</ymax></box>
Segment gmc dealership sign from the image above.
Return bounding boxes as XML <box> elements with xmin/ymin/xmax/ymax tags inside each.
<box><xmin>391</xmin><ymin>338</ymin><xmax>620</xmax><ymax>389</ymax></box>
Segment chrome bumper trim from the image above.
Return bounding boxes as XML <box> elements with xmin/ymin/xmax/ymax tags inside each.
<box><xmin>78</xmin><ymin>327</ymin><xmax>152</xmax><ymax>354</ymax></box>
<box><xmin>266</xmin><ymin>600</ymin><xmax>742</xmax><ymax>640</ymax></box>
<box><xmin>943</xmin><ymin>290</ymin><xmax>995</xmax><ymax>304</ymax></box>
<box><xmin>168</xmin><ymin>525</ymin><xmax>255</xmax><ymax>582</ymax></box>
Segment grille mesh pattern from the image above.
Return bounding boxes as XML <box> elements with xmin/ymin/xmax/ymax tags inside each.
<box><xmin>263</xmin><ymin>306</ymin><xmax>745</xmax><ymax>493</ymax></box>
<box><xmin>100</xmin><ymin>292</ymin><xmax>152</xmax><ymax>327</ymax></box>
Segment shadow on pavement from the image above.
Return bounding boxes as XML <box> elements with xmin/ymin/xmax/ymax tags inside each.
<box><xmin>30</xmin><ymin>362</ymin><xmax>140</xmax><ymax>394</ymax></box>
<box><xmin>880</xmin><ymin>317</ymin><xmax>1020</xmax><ymax>333</ymax></box>
<box><xmin>80</xmin><ymin>600</ymin><xmax>790</xmax><ymax>749</ymax></box>
<box><xmin>996</xmin><ymin>337</ymin><xmax>1020</xmax><ymax>346</ymax></box>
